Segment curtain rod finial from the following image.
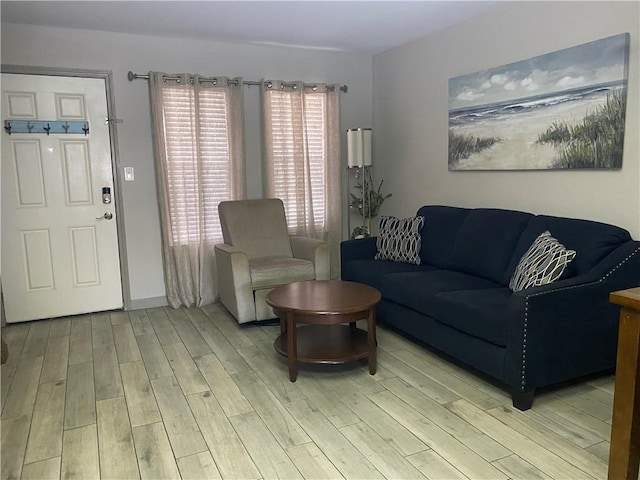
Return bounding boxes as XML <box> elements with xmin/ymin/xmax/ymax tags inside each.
<box><xmin>127</xmin><ymin>71</ymin><xmax>136</xmax><ymax>81</ymax></box>
<box><xmin>341</xmin><ymin>85</ymin><xmax>348</xmax><ymax>93</ymax></box>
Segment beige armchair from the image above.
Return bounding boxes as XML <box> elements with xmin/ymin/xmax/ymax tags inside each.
<box><xmin>215</xmin><ymin>198</ymin><xmax>330</xmax><ymax>324</ymax></box>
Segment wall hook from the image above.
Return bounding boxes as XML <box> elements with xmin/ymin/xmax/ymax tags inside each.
<box><xmin>83</xmin><ymin>123</ymin><xmax>90</xmax><ymax>135</ymax></box>
<box><xmin>43</xmin><ymin>123</ymin><xmax>51</xmax><ymax>135</ymax></box>
<box><xmin>4</xmin><ymin>121</ymin><xmax>11</xmax><ymax>135</ymax></box>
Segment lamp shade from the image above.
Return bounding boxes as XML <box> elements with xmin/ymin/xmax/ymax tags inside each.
<box><xmin>346</xmin><ymin>128</ymin><xmax>372</xmax><ymax>168</ymax></box>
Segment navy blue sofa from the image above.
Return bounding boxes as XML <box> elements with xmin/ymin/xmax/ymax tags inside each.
<box><xmin>341</xmin><ymin>205</ymin><xmax>640</xmax><ymax>410</ymax></box>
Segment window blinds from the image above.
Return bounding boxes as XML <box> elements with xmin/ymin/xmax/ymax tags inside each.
<box><xmin>161</xmin><ymin>86</ymin><xmax>232</xmax><ymax>245</ymax></box>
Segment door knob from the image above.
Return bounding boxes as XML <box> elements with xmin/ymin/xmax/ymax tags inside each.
<box><xmin>96</xmin><ymin>212</ymin><xmax>113</xmax><ymax>220</ymax></box>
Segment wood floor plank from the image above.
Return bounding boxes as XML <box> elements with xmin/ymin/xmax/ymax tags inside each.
<box><xmin>176</xmin><ymin>451</ymin><xmax>222</xmax><ymax>480</ymax></box>
<box><xmin>188</xmin><ymin>390</ymin><xmax>261</xmax><ymax>480</ymax></box>
<box><xmin>93</xmin><ymin>345</ymin><xmax>124</xmax><ymax>401</ymax></box>
<box><xmin>286</xmin><ymin>443</ymin><xmax>345</xmax><ymax>480</ymax></box>
<box><xmin>120</xmin><ymin>360</ymin><xmax>161</xmax><ymax>427</ymax></box>
<box><xmin>21</xmin><ymin>456</ymin><xmax>61</xmax><ymax>480</ymax></box>
<box><xmin>237</xmin><ymin>344</ymin><xmax>305</xmax><ymax>404</ymax></box>
<box><xmin>151</xmin><ymin>375</ymin><xmax>208</xmax><ymax>459</ymax></box>
<box><xmin>1</xmin><ymin>364</ymin><xmax>16</xmax><ymax>412</ymax></box>
<box><xmin>293</xmin><ymin>375</ymin><xmax>361</xmax><ymax>428</ymax></box>
<box><xmin>165</xmin><ymin>307</ymin><xmax>213</xmax><ymax>357</ymax></box>
<box><xmin>24</xmin><ymin>380</ymin><xmax>66</xmax><ymax>464</ymax></box>
<box><xmin>194</xmin><ymin>353</ymin><xmax>253</xmax><ymax>417</ymax></box>
<box><xmin>229</xmin><ymin>411</ymin><xmax>302</xmax><ymax>479</ymax></box>
<box><xmin>339</xmin><ymin>422</ymin><xmax>426</xmax><ymax>479</ymax></box>
<box><xmin>201</xmin><ymin>303</ymin><xmax>255</xmax><ymax>349</ymax></box>
<box><xmin>0</xmin><ymin>415</ymin><xmax>32</xmax><ymax>479</ymax></box>
<box><xmin>161</xmin><ymin>342</ymin><xmax>209</xmax><ymax>395</ymax></box>
<box><xmin>285</xmin><ymin>399</ymin><xmax>384</xmax><ymax>479</ymax></box>
<box><xmin>314</xmin><ymin>374</ymin><xmax>427</xmax><ymax>456</ymax></box>
<box><xmin>64</xmin><ymin>361</ymin><xmax>96</xmax><ymax>430</ymax></box>
<box><xmin>368</xmin><ymin>390</ymin><xmax>507</xmax><ymax>479</ymax></box>
<box><xmin>132</xmin><ymin>422</ymin><xmax>181</xmax><ymax>480</ymax></box>
<box><xmin>136</xmin><ymin>332</ymin><xmax>173</xmax><ymax>380</ymax></box>
<box><xmin>113</xmin><ymin>322</ymin><xmax>142</xmax><ymax>364</ymax></box>
<box><xmin>96</xmin><ymin>396</ymin><xmax>140</xmax><ymax>480</ymax></box>
<box><xmin>492</xmin><ymin>454</ymin><xmax>548</xmax><ymax>479</ymax></box>
<box><xmin>378</xmin><ymin>349</ymin><xmax>461</xmax><ymax>404</ymax></box>
<box><xmin>61</xmin><ymin>424</ymin><xmax>100</xmax><ymax>480</ymax></box>
<box><xmin>110</xmin><ymin>310</ymin><xmax>130</xmax><ymax>326</ymax></box>
<box><xmin>40</xmin><ymin>335</ymin><xmax>69</xmax><ymax>384</ymax></box>
<box><xmin>232</xmin><ymin>370</ymin><xmax>311</xmax><ymax>449</ymax></box>
<box><xmin>3</xmin><ymin>323</ymin><xmax>30</xmax><ymax>368</ymax></box>
<box><xmin>447</xmin><ymin>399</ymin><xmax>597</xmax><ymax>479</ymax></box>
<box><xmin>148</xmin><ymin>307</ymin><xmax>181</xmax><ymax>346</ymax></box>
<box><xmin>387</xmin><ymin>347</ymin><xmax>504</xmax><ymax>410</ymax></box>
<box><xmin>488</xmin><ymin>404</ymin><xmax>608</xmax><ymax>478</ymax></box>
<box><xmin>21</xmin><ymin>320</ymin><xmax>51</xmax><ymax>359</ymax></box>
<box><xmin>187</xmin><ymin>307</ymin><xmax>251</xmax><ymax>375</ymax></box>
<box><xmin>91</xmin><ymin>313</ymin><xmax>114</xmax><ymax>349</ymax></box>
<box><xmin>129</xmin><ymin>309</ymin><xmax>154</xmax><ymax>336</ymax></box>
<box><xmin>68</xmin><ymin>316</ymin><xmax>92</xmax><ymax>365</ymax></box>
<box><xmin>49</xmin><ymin>318</ymin><xmax>71</xmax><ymax>338</ymax></box>
<box><xmin>406</xmin><ymin>450</ymin><xmax>469</xmax><ymax>480</ymax></box>
<box><xmin>2</xmin><ymin>355</ymin><xmax>44</xmax><ymax>420</ymax></box>
<box><xmin>380</xmin><ymin>376</ymin><xmax>511</xmax><ymax>462</ymax></box>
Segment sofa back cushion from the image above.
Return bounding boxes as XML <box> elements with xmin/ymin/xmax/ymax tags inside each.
<box><xmin>503</xmin><ymin>215</ymin><xmax>632</xmax><ymax>283</ymax></box>
<box><xmin>416</xmin><ymin>205</ymin><xmax>470</xmax><ymax>269</ymax></box>
<box><xmin>448</xmin><ymin>209</ymin><xmax>533</xmax><ymax>284</ymax></box>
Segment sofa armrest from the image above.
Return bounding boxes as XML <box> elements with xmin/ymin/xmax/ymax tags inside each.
<box><xmin>214</xmin><ymin>243</ymin><xmax>255</xmax><ymax>323</ymax></box>
<box><xmin>290</xmin><ymin>236</ymin><xmax>330</xmax><ymax>280</ymax></box>
<box><xmin>340</xmin><ymin>237</ymin><xmax>378</xmax><ymax>264</ymax></box>
<box><xmin>504</xmin><ymin>241</ymin><xmax>640</xmax><ymax>393</ymax></box>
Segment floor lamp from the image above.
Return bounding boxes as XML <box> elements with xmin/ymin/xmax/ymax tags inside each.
<box><xmin>346</xmin><ymin>128</ymin><xmax>372</xmax><ymax>238</ymax></box>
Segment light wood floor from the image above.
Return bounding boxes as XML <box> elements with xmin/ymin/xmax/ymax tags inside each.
<box><xmin>1</xmin><ymin>303</ymin><xmax>615</xmax><ymax>479</ymax></box>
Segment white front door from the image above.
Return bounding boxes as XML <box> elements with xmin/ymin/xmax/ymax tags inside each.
<box><xmin>1</xmin><ymin>73</ymin><xmax>123</xmax><ymax>323</ymax></box>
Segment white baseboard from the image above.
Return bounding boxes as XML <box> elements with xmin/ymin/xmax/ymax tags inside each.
<box><xmin>128</xmin><ymin>296</ymin><xmax>168</xmax><ymax>310</ymax></box>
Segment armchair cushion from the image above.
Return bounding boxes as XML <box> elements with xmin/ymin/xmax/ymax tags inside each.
<box><xmin>249</xmin><ymin>256</ymin><xmax>315</xmax><ymax>288</ymax></box>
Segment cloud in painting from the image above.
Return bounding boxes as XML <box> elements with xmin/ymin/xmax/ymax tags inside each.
<box><xmin>449</xmin><ymin>34</ymin><xmax>628</xmax><ymax>110</ymax></box>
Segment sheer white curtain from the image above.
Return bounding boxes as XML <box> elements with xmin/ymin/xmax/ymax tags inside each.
<box><xmin>149</xmin><ymin>72</ymin><xmax>245</xmax><ymax>308</ymax></box>
<box><xmin>261</xmin><ymin>80</ymin><xmax>341</xmax><ymax>277</ymax></box>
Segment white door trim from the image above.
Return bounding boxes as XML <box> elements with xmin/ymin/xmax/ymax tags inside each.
<box><xmin>2</xmin><ymin>64</ymin><xmax>132</xmax><ymax>311</ymax></box>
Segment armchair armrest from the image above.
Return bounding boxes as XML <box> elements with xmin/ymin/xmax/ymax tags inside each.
<box><xmin>290</xmin><ymin>236</ymin><xmax>330</xmax><ymax>280</ymax></box>
<box><xmin>214</xmin><ymin>243</ymin><xmax>255</xmax><ymax>323</ymax></box>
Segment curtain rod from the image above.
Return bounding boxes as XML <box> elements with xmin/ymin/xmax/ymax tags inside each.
<box><xmin>127</xmin><ymin>71</ymin><xmax>348</xmax><ymax>92</ymax></box>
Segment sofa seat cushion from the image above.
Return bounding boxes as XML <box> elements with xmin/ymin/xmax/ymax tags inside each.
<box><xmin>379</xmin><ymin>270</ymin><xmax>502</xmax><ymax>317</ymax></box>
<box><xmin>427</xmin><ymin>288</ymin><xmax>517</xmax><ymax>347</ymax></box>
<box><xmin>249</xmin><ymin>256</ymin><xmax>315</xmax><ymax>288</ymax></box>
<box><xmin>341</xmin><ymin>259</ymin><xmax>435</xmax><ymax>292</ymax></box>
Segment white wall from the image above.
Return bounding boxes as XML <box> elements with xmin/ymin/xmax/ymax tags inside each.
<box><xmin>373</xmin><ymin>1</ymin><xmax>640</xmax><ymax>239</ymax></box>
<box><xmin>1</xmin><ymin>23</ymin><xmax>373</xmax><ymax>307</ymax></box>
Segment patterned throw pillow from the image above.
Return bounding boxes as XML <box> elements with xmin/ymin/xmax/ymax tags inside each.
<box><xmin>509</xmin><ymin>231</ymin><xmax>576</xmax><ymax>292</ymax></box>
<box><xmin>375</xmin><ymin>216</ymin><xmax>425</xmax><ymax>265</ymax></box>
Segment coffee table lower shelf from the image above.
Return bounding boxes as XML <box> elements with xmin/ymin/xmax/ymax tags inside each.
<box><xmin>274</xmin><ymin>324</ymin><xmax>369</xmax><ymax>365</ymax></box>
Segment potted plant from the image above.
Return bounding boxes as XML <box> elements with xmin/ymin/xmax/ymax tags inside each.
<box><xmin>349</xmin><ymin>168</ymin><xmax>391</xmax><ymax>238</ymax></box>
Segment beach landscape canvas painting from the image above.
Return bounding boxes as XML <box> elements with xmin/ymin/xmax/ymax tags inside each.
<box><xmin>448</xmin><ymin>33</ymin><xmax>629</xmax><ymax>170</ymax></box>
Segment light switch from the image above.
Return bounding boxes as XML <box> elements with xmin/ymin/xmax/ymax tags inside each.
<box><xmin>124</xmin><ymin>167</ymin><xmax>135</xmax><ymax>181</ymax></box>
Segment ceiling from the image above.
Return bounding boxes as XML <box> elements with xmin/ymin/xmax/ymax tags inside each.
<box><xmin>1</xmin><ymin>1</ymin><xmax>497</xmax><ymax>55</ymax></box>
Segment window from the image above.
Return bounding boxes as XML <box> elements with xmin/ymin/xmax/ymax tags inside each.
<box><xmin>155</xmin><ymin>76</ymin><xmax>245</xmax><ymax>246</ymax></box>
<box><xmin>263</xmin><ymin>81</ymin><xmax>340</xmax><ymax>240</ymax></box>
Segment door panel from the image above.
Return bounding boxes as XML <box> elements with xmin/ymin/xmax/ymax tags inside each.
<box><xmin>2</xmin><ymin>74</ymin><xmax>123</xmax><ymax>322</ymax></box>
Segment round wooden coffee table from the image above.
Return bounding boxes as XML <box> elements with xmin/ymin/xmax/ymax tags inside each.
<box><xmin>266</xmin><ymin>280</ymin><xmax>381</xmax><ymax>382</ymax></box>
